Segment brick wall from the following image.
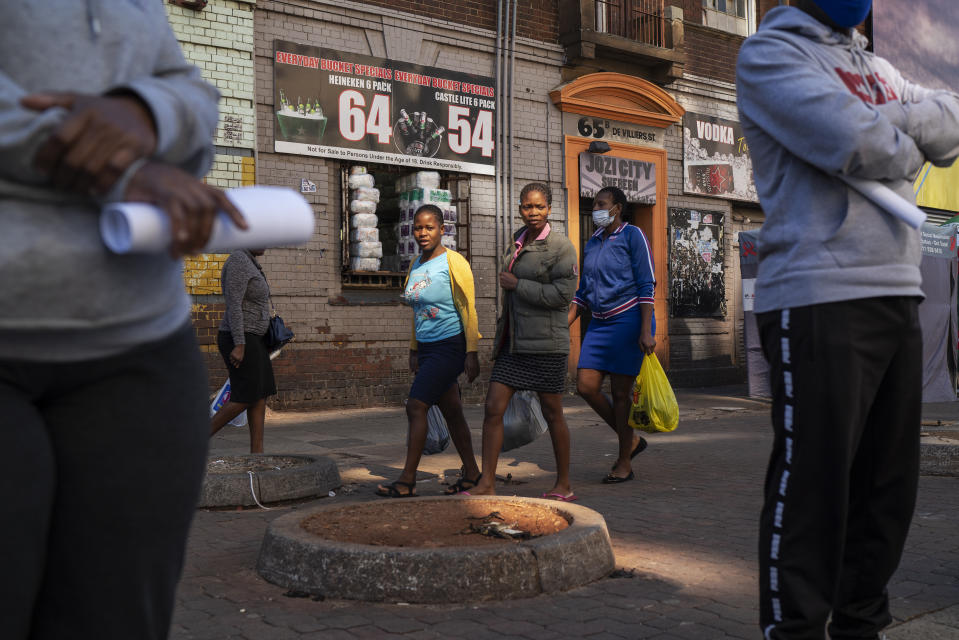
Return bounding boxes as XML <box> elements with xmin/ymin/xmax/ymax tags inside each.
<box><xmin>358</xmin><ymin>0</ymin><xmax>558</xmax><ymax>43</ymax></box>
<box><xmin>684</xmin><ymin>23</ymin><xmax>744</xmax><ymax>84</ymax></box>
<box><xmin>166</xmin><ymin>1</ymin><xmax>258</xmax><ymax>370</ymax></box>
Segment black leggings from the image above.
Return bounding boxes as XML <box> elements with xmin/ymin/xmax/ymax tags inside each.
<box><xmin>0</xmin><ymin>324</ymin><xmax>209</xmax><ymax>640</ymax></box>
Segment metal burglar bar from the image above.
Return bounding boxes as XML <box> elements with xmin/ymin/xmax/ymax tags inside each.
<box><xmin>594</xmin><ymin>0</ymin><xmax>667</xmax><ymax>48</ymax></box>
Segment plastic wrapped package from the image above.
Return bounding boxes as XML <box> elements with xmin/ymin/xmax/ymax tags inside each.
<box><xmin>444</xmin><ymin>206</ymin><xmax>457</xmax><ymax>223</ymax></box>
<box><xmin>399</xmin><ymin>223</ymin><xmax>412</xmax><ymax>238</ymax></box>
<box><xmin>349</xmin><ymin>227</ymin><xmax>379</xmax><ymax>243</ymax></box>
<box><xmin>348</xmin><ymin>173</ymin><xmax>375</xmax><ymax>189</ymax></box>
<box><xmin>443</xmin><ymin>223</ymin><xmax>456</xmax><ymax>237</ymax></box>
<box><xmin>350</xmin><ymin>257</ymin><xmax>381</xmax><ymax>271</ymax></box>
<box><xmin>352</xmin><ymin>186</ymin><xmax>380</xmax><ymax>203</ymax></box>
<box><xmin>441</xmin><ymin>236</ymin><xmax>457</xmax><ymax>250</ymax></box>
<box><xmin>349</xmin><ymin>199</ymin><xmax>377</xmax><ymax>215</ymax></box>
<box><xmin>350</xmin><ymin>241</ymin><xmax>383</xmax><ymax>259</ymax></box>
<box><xmin>413</xmin><ymin>171</ymin><xmax>441</xmax><ymax>189</ymax></box>
<box><xmin>350</xmin><ymin>213</ymin><xmax>378</xmax><ymax>228</ymax></box>
<box><xmin>349</xmin><ymin>166</ymin><xmax>368</xmax><ymax>175</ymax></box>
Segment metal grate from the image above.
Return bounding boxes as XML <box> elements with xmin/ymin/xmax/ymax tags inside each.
<box><xmin>595</xmin><ymin>0</ymin><xmax>667</xmax><ymax>48</ymax></box>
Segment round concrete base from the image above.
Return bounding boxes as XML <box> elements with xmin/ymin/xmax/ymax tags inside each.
<box><xmin>256</xmin><ymin>496</ymin><xmax>615</xmax><ymax>602</ymax></box>
<box><xmin>198</xmin><ymin>454</ymin><xmax>341</xmax><ymax>508</ymax></box>
<box><xmin>920</xmin><ymin>439</ymin><xmax>959</xmax><ymax>477</ymax></box>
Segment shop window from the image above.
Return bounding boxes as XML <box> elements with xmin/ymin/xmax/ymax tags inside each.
<box><xmin>340</xmin><ymin>164</ymin><xmax>471</xmax><ymax>289</ymax></box>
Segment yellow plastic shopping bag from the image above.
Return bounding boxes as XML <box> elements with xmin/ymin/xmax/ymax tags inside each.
<box><xmin>627</xmin><ymin>353</ymin><xmax>679</xmax><ymax>433</ymax></box>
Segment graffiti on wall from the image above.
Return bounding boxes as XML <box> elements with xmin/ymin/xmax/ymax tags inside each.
<box><xmin>668</xmin><ymin>208</ymin><xmax>725</xmax><ymax>318</ymax></box>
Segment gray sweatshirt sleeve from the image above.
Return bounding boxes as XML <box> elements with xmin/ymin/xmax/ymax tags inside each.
<box><xmin>736</xmin><ymin>34</ymin><xmax>926</xmax><ymax>182</ymax></box>
<box><xmin>112</xmin><ymin>0</ymin><xmax>220</xmax><ymax>179</ymax></box>
<box><xmin>0</xmin><ymin>72</ymin><xmax>67</xmax><ymax>185</ymax></box>
<box><xmin>875</xmin><ymin>70</ymin><xmax>959</xmax><ymax>167</ymax></box>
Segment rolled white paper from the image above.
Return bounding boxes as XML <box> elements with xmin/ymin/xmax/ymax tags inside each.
<box><xmin>100</xmin><ymin>186</ymin><xmax>315</xmax><ymax>254</ymax></box>
<box><xmin>840</xmin><ymin>175</ymin><xmax>926</xmax><ymax>229</ymax></box>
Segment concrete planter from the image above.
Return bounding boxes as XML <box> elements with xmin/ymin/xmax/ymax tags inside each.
<box><xmin>256</xmin><ymin>496</ymin><xmax>615</xmax><ymax>602</ymax></box>
<box><xmin>198</xmin><ymin>454</ymin><xmax>341</xmax><ymax>508</ymax></box>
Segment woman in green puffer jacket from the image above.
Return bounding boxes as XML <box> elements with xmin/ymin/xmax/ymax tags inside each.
<box><xmin>467</xmin><ymin>182</ymin><xmax>580</xmax><ymax>502</ymax></box>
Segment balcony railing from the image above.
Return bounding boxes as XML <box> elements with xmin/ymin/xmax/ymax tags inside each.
<box><xmin>559</xmin><ymin>0</ymin><xmax>685</xmax><ymax>81</ymax></box>
<box><xmin>595</xmin><ymin>0</ymin><xmax>666</xmax><ymax>49</ymax></box>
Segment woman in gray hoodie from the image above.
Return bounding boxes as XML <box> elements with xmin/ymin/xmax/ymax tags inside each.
<box><xmin>0</xmin><ymin>3</ymin><xmax>243</xmax><ymax>638</ymax></box>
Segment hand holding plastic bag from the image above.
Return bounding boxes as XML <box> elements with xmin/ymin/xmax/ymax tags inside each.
<box><xmin>627</xmin><ymin>353</ymin><xmax>679</xmax><ymax>433</ymax></box>
<box><xmin>502</xmin><ymin>390</ymin><xmax>548</xmax><ymax>451</ymax></box>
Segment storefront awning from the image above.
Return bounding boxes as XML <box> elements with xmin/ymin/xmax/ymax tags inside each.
<box><xmin>914</xmin><ymin>160</ymin><xmax>959</xmax><ymax>214</ymax></box>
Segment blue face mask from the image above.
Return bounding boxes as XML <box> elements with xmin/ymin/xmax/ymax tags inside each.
<box><xmin>592</xmin><ymin>209</ymin><xmax>613</xmax><ymax>228</ymax></box>
<box><xmin>814</xmin><ymin>0</ymin><xmax>872</xmax><ymax>28</ymax></box>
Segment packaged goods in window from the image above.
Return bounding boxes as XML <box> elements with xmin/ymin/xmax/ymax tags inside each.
<box><xmin>350</xmin><ymin>241</ymin><xmax>383</xmax><ymax>259</ymax></box>
<box><xmin>444</xmin><ymin>205</ymin><xmax>457</xmax><ymax>223</ymax></box>
<box><xmin>350</xmin><ymin>213</ymin><xmax>378</xmax><ymax>228</ymax></box>
<box><xmin>350</xmin><ymin>257</ymin><xmax>381</xmax><ymax>271</ymax></box>
<box><xmin>406</xmin><ymin>188</ymin><xmax>452</xmax><ymax>206</ymax></box>
<box><xmin>348</xmin><ymin>173</ymin><xmax>375</xmax><ymax>190</ymax></box>
<box><xmin>352</xmin><ymin>186</ymin><xmax>380</xmax><ymax>203</ymax></box>
<box><xmin>349</xmin><ymin>199</ymin><xmax>377</xmax><ymax>215</ymax></box>
<box><xmin>349</xmin><ymin>166</ymin><xmax>368</xmax><ymax>175</ymax></box>
<box><xmin>349</xmin><ymin>227</ymin><xmax>380</xmax><ymax>243</ymax></box>
<box><xmin>396</xmin><ymin>171</ymin><xmax>440</xmax><ymax>192</ymax></box>
<box><xmin>441</xmin><ymin>236</ymin><xmax>457</xmax><ymax>250</ymax></box>
<box><xmin>443</xmin><ymin>223</ymin><xmax>456</xmax><ymax>236</ymax></box>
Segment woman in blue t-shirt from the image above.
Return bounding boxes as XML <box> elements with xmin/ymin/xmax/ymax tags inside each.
<box><xmin>376</xmin><ymin>204</ymin><xmax>482</xmax><ymax>497</ymax></box>
<box><xmin>568</xmin><ymin>186</ymin><xmax>656</xmax><ymax>484</ymax></box>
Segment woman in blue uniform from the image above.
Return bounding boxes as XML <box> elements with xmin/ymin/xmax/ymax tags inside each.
<box><xmin>568</xmin><ymin>186</ymin><xmax>656</xmax><ymax>484</ymax></box>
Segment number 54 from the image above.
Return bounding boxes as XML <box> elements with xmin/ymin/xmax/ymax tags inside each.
<box><xmin>448</xmin><ymin>106</ymin><xmax>494</xmax><ymax>157</ymax></box>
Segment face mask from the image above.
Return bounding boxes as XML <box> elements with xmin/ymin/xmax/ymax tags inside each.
<box><xmin>592</xmin><ymin>209</ymin><xmax>613</xmax><ymax>228</ymax></box>
<box><xmin>813</xmin><ymin>0</ymin><xmax>872</xmax><ymax>28</ymax></box>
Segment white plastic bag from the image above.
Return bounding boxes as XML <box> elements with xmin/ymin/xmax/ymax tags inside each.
<box><xmin>352</xmin><ymin>186</ymin><xmax>380</xmax><ymax>203</ymax></box>
<box><xmin>349</xmin><ymin>227</ymin><xmax>379</xmax><ymax>243</ymax></box>
<box><xmin>210</xmin><ymin>379</ymin><xmax>247</xmax><ymax>427</ymax></box>
<box><xmin>350</xmin><ymin>241</ymin><xmax>383</xmax><ymax>258</ymax></box>
<box><xmin>350</xmin><ymin>257</ymin><xmax>380</xmax><ymax>271</ymax></box>
<box><xmin>501</xmin><ymin>390</ymin><xmax>548</xmax><ymax>451</ymax></box>
<box><xmin>349</xmin><ymin>165</ymin><xmax>368</xmax><ymax>175</ymax></box>
<box><xmin>349</xmin><ymin>199</ymin><xmax>377</xmax><ymax>214</ymax></box>
<box><xmin>350</xmin><ymin>213</ymin><xmax>378</xmax><ymax>228</ymax></box>
<box><xmin>440</xmin><ymin>236</ymin><xmax>457</xmax><ymax>250</ymax></box>
<box><xmin>348</xmin><ymin>173</ymin><xmax>375</xmax><ymax>189</ymax></box>
<box><xmin>412</xmin><ymin>171</ymin><xmax>441</xmax><ymax>189</ymax></box>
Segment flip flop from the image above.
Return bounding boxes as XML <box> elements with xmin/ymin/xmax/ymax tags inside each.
<box><xmin>375</xmin><ymin>480</ymin><xmax>416</xmax><ymax>498</ymax></box>
<box><xmin>631</xmin><ymin>436</ymin><xmax>648</xmax><ymax>459</ymax></box>
<box><xmin>444</xmin><ymin>474</ymin><xmax>482</xmax><ymax>495</ymax></box>
<box><xmin>602</xmin><ymin>471</ymin><xmax>635</xmax><ymax>484</ymax></box>
<box><xmin>542</xmin><ymin>492</ymin><xmax>578</xmax><ymax>502</ymax></box>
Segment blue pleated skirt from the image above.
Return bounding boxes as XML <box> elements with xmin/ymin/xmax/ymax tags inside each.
<box><xmin>577</xmin><ymin>305</ymin><xmax>656</xmax><ymax>376</ymax></box>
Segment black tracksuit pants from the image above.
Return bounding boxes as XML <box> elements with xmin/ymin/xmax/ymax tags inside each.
<box><xmin>0</xmin><ymin>324</ymin><xmax>209</xmax><ymax>640</ymax></box>
<box><xmin>756</xmin><ymin>297</ymin><xmax>922</xmax><ymax>640</ymax></box>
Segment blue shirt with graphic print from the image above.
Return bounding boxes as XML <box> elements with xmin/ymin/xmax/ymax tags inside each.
<box><xmin>402</xmin><ymin>252</ymin><xmax>462</xmax><ymax>343</ymax></box>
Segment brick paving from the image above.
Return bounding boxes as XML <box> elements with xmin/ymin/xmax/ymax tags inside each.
<box><xmin>172</xmin><ymin>387</ymin><xmax>959</xmax><ymax>639</ymax></box>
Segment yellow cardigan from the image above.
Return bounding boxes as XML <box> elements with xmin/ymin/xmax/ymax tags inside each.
<box><xmin>404</xmin><ymin>249</ymin><xmax>481</xmax><ymax>352</ymax></box>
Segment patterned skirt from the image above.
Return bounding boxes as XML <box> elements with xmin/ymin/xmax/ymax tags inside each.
<box><xmin>490</xmin><ymin>351</ymin><xmax>568</xmax><ymax>394</ymax></box>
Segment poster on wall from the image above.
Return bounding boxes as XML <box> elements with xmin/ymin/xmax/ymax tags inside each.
<box><xmin>738</xmin><ymin>230</ymin><xmax>769</xmax><ymax>398</ymax></box>
<box><xmin>273</xmin><ymin>40</ymin><xmax>495</xmax><ymax>175</ymax></box>
<box><xmin>682</xmin><ymin>112</ymin><xmax>758</xmax><ymax>203</ymax></box>
<box><xmin>579</xmin><ymin>152</ymin><xmax>656</xmax><ymax>204</ymax></box>
<box><xmin>668</xmin><ymin>208</ymin><xmax>726</xmax><ymax>318</ymax></box>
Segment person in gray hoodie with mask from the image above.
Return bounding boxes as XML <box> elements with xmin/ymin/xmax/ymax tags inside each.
<box><xmin>737</xmin><ymin>1</ymin><xmax>959</xmax><ymax>639</ymax></box>
<box><xmin>0</xmin><ymin>3</ymin><xmax>245</xmax><ymax>639</ymax></box>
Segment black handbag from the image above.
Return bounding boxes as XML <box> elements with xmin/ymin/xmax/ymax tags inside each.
<box><xmin>265</xmin><ymin>309</ymin><xmax>294</xmax><ymax>352</ymax></box>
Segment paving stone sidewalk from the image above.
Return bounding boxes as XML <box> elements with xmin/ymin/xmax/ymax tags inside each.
<box><xmin>174</xmin><ymin>387</ymin><xmax>959</xmax><ymax>639</ymax></box>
